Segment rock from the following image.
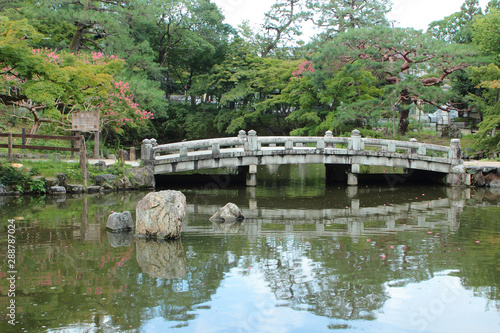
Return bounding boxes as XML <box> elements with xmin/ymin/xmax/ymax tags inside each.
<box><xmin>480</xmin><ymin>166</ymin><xmax>498</xmax><ymax>174</ymax></box>
<box><xmin>129</xmin><ymin>167</ymin><xmax>155</xmax><ymax>189</ymax></box>
<box><xmin>0</xmin><ymin>183</ymin><xmax>12</xmax><ymax>195</ymax></box>
<box><xmin>66</xmin><ymin>184</ymin><xmax>85</xmax><ymax>194</ymax></box>
<box><xmin>106</xmin><ymin>211</ymin><xmax>134</xmax><ymax>231</ymax></box>
<box><xmin>87</xmin><ymin>185</ymin><xmax>102</xmax><ymax>193</ymax></box>
<box><xmin>94</xmin><ymin>174</ymin><xmax>117</xmax><ymax>185</ymax></box>
<box><xmin>45</xmin><ymin>177</ymin><xmax>58</xmax><ymax>187</ymax></box>
<box><xmin>451</xmin><ymin>165</ymin><xmax>466</xmax><ymax>174</ymax></box>
<box><xmin>135</xmin><ymin>190</ymin><xmax>187</xmax><ymax>239</ymax></box>
<box><xmin>56</xmin><ymin>173</ymin><xmax>68</xmax><ymax>187</ymax></box>
<box><xmin>209</xmin><ymin>203</ymin><xmax>245</xmax><ymax>222</ymax></box>
<box><xmin>135</xmin><ymin>239</ymin><xmax>186</xmax><ymax>279</ymax></box>
<box><xmin>107</xmin><ymin>231</ymin><xmax>134</xmax><ymax>247</ymax></box>
<box><xmin>489</xmin><ymin>180</ymin><xmax>500</xmax><ymax>188</ymax></box>
<box><xmin>485</xmin><ymin>172</ymin><xmax>500</xmax><ymax>183</ymax></box>
<box><xmin>49</xmin><ymin>186</ymin><xmax>66</xmax><ymax>194</ymax></box>
<box><xmin>107</xmin><ymin>154</ymin><xmax>116</xmax><ymax>160</ymax></box>
<box><xmin>114</xmin><ymin>176</ymin><xmax>132</xmax><ymax>190</ymax></box>
<box><xmin>440</xmin><ymin>125</ymin><xmax>462</xmax><ymax>138</ymax></box>
<box><xmin>474</xmin><ymin>171</ymin><xmax>486</xmax><ymax>187</ymax></box>
<box><xmin>101</xmin><ymin>182</ymin><xmax>114</xmax><ymax>191</ymax></box>
<box><xmin>93</xmin><ymin>160</ymin><xmax>107</xmax><ymax>171</ymax></box>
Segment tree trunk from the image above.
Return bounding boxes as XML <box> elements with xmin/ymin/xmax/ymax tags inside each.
<box><xmin>70</xmin><ymin>23</ymin><xmax>86</xmax><ymax>52</ymax></box>
<box><xmin>398</xmin><ymin>108</ymin><xmax>410</xmax><ymax>135</ymax></box>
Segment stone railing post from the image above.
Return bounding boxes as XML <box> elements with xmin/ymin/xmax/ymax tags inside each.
<box><xmin>325</xmin><ymin>130</ymin><xmax>335</xmax><ymax>148</ymax></box>
<box><xmin>409</xmin><ymin>138</ymin><xmax>418</xmax><ymax>155</ymax></box>
<box><xmin>141</xmin><ymin>139</ymin><xmax>153</xmax><ymax>163</ymax></box>
<box><xmin>351</xmin><ymin>129</ymin><xmax>362</xmax><ymax>151</ymax></box>
<box><xmin>247</xmin><ymin>130</ymin><xmax>259</xmax><ymax>151</ymax></box>
<box><xmin>348</xmin><ymin>130</ymin><xmax>362</xmax><ymax>186</ymax></box>
<box><xmin>238</xmin><ymin>130</ymin><xmax>247</xmax><ymax>149</ymax></box>
<box><xmin>449</xmin><ymin>139</ymin><xmax>462</xmax><ymax>165</ymax></box>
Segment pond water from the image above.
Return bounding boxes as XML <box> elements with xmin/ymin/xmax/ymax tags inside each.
<box><xmin>0</xmin><ymin>164</ymin><xmax>499</xmax><ymax>333</ymax></box>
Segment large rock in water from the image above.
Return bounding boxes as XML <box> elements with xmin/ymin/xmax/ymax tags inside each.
<box><xmin>209</xmin><ymin>203</ymin><xmax>244</xmax><ymax>222</ymax></box>
<box><xmin>135</xmin><ymin>190</ymin><xmax>186</xmax><ymax>239</ymax></box>
<box><xmin>106</xmin><ymin>211</ymin><xmax>134</xmax><ymax>232</ymax></box>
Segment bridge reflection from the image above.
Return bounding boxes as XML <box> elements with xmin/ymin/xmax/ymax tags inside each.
<box><xmin>182</xmin><ymin>187</ymin><xmax>471</xmax><ymax>241</ymax></box>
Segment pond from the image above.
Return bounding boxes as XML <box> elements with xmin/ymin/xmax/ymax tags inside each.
<box><xmin>0</xmin><ymin>164</ymin><xmax>499</xmax><ymax>332</ymax></box>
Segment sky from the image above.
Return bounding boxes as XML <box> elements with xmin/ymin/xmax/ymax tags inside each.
<box><xmin>213</xmin><ymin>0</ymin><xmax>491</xmax><ymax>35</ymax></box>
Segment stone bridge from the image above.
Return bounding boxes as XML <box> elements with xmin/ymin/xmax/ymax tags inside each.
<box><xmin>141</xmin><ymin>130</ymin><xmax>470</xmax><ymax>187</ymax></box>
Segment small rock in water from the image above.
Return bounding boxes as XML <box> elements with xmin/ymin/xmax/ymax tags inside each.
<box><xmin>209</xmin><ymin>203</ymin><xmax>245</xmax><ymax>222</ymax></box>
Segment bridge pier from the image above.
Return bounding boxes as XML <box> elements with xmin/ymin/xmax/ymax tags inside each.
<box><xmin>347</xmin><ymin>164</ymin><xmax>360</xmax><ymax>186</ymax></box>
<box><xmin>238</xmin><ymin>165</ymin><xmax>258</xmax><ymax>187</ymax></box>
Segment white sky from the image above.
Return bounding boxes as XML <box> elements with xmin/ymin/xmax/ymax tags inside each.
<box><xmin>213</xmin><ymin>0</ymin><xmax>491</xmax><ymax>34</ymax></box>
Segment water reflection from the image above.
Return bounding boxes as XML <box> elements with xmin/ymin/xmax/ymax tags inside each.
<box><xmin>0</xmin><ymin>182</ymin><xmax>499</xmax><ymax>332</ymax></box>
<box><xmin>136</xmin><ymin>239</ymin><xmax>186</xmax><ymax>279</ymax></box>
<box><xmin>107</xmin><ymin>230</ymin><xmax>134</xmax><ymax>247</ymax></box>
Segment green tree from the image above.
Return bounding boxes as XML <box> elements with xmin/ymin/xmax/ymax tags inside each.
<box><xmin>473</xmin><ymin>8</ymin><xmax>500</xmax><ymax>57</ymax></box>
<box><xmin>428</xmin><ymin>0</ymin><xmax>483</xmax><ymax>44</ymax></box>
<box><xmin>130</xmin><ymin>0</ymin><xmax>233</xmax><ymax>99</ymax></box>
<box><xmin>0</xmin><ymin>17</ymin><xmax>152</xmax><ymax>139</ymax></box>
<box><xmin>30</xmin><ymin>0</ymin><xmax>131</xmax><ymax>53</ymax></box>
<box><xmin>313</xmin><ymin>27</ymin><xmax>479</xmax><ymax>135</ymax></box>
<box><xmin>307</xmin><ymin>0</ymin><xmax>391</xmax><ymax>42</ymax></box>
<box><xmin>257</xmin><ymin>0</ymin><xmax>309</xmax><ymax>58</ymax></box>
<box><xmin>470</xmin><ymin>63</ymin><xmax>500</xmax><ymax>151</ymax></box>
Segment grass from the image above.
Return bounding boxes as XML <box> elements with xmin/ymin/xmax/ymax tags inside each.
<box><xmin>12</xmin><ymin>159</ymin><xmax>84</xmax><ymax>183</ymax></box>
<box><xmin>1</xmin><ymin>158</ymin><xmax>133</xmax><ymax>185</ymax></box>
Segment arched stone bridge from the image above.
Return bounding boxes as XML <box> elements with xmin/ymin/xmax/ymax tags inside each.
<box><xmin>141</xmin><ymin>130</ymin><xmax>470</xmax><ymax>187</ymax></box>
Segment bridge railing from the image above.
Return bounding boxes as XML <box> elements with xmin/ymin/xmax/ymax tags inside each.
<box><xmin>142</xmin><ymin>129</ymin><xmax>462</xmax><ymax>165</ymax></box>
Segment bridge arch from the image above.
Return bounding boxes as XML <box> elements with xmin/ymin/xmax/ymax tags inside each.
<box><xmin>141</xmin><ymin>130</ymin><xmax>469</xmax><ymax>187</ymax></box>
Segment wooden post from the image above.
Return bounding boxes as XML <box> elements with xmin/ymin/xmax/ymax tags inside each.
<box><xmin>76</xmin><ymin>132</ymin><xmax>87</xmax><ymax>186</ymax></box>
<box><xmin>71</xmin><ymin>131</ymin><xmax>75</xmax><ymax>157</ymax></box>
<box><xmin>94</xmin><ymin>131</ymin><xmax>99</xmax><ymax>159</ymax></box>
<box><xmin>22</xmin><ymin>128</ymin><xmax>26</xmax><ymax>146</ymax></box>
<box><xmin>130</xmin><ymin>147</ymin><xmax>136</xmax><ymax>161</ymax></box>
<box><xmin>7</xmin><ymin>132</ymin><xmax>13</xmax><ymax>158</ymax></box>
<box><xmin>118</xmin><ymin>149</ymin><xmax>125</xmax><ymax>166</ymax></box>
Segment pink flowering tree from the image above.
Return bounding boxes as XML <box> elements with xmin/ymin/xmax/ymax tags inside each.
<box><xmin>1</xmin><ymin>45</ymin><xmax>152</xmax><ymax>137</ymax></box>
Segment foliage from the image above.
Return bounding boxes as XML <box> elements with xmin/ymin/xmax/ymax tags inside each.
<box><xmin>469</xmin><ymin>63</ymin><xmax>500</xmax><ymax>151</ymax></box>
<box><xmin>312</xmin><ymin>26</ymin><xmax>481</xmax><ymax>135</ymax></box>
<box><xmin>473</xmin><ymin>8</ymin><xmax>500</xmax><ymax>57</ymax></box>
<box><xmin>428</xmin><ymin>0</ymin><xmax>483</xmax><ymax>44</ymax></box>
<box><xmin>0</xmin><ymin>161</ymin><xmax>46</xmax><ymax>193</ymax></box>
<box><xmin>306</xmin><ymin>0</ymin><xmax>391</xmax><ymax>40</ymax></box>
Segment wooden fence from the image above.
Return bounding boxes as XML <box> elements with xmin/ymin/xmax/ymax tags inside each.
<box><xmin>0</xmin><ymin>132</ymin><xmax>88</xmax><ymax>186</ymax></box>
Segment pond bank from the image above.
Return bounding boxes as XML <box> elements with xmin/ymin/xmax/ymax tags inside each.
<box><xmin>0</xmin><ymin>158</ymin><xmax>153</xmax><ymax>196</ymax></box>
<box><xmin>464</xmin><ymin>161</ymin><xmax>500</xmax><ymax>188</ymax></box>
<box><xmin>1</xmin><ymin>159</ymin><xmax>500</xmax><ymax>196</ymax></box>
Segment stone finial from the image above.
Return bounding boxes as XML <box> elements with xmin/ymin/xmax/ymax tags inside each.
<box><xmin>248</xmin><ymin>129</ymin><xmax>257</xmax><ymax>136</ymax></box>
<box><xmin>351</xmin><ymin>129</ymin><xmax>361</xmax><ymax>136</ymax></box>
<box><xmin>238</xmin><ymin>130</ymin><xmax>247</xmax><ymax>139</ymax></box>
<box><xmin>325</xmin><ymin>130</ymin><xmax>333</xmax><ymax>138</ymax></box>
<box><xmin>142</xmin><ymin>139</ymin><xmax>152</xmax><ymax>145</ymax></box>
<box><xmin>450</xmin><ymin>139</ymin><xmax>461</xmax><ymax>148</ymax></box>
<box><xmin>150</xmin><ymin>138</ymin><xmax>158</xmax><ymax>147</ymax></box>
<box><xmin>410</xmin><ymin>138</ymin><xmax>417</xmax><ymax>142</ymax></box>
